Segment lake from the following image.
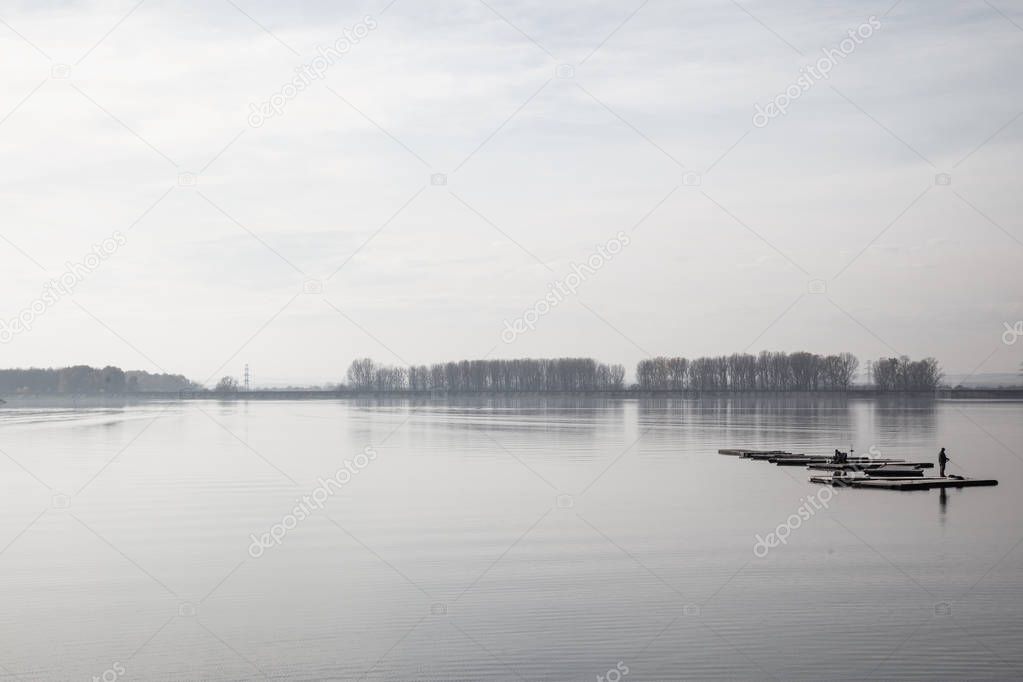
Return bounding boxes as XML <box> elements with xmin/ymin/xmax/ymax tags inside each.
<box><xmin>1</xmin><ymin>396</ymin><xmax>1021</xmax><ymax>680</ymax></box>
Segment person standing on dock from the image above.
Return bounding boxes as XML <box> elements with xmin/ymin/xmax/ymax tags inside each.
<box><xmin>938</xmin><ymin>447</ymin><xmax>950</xmax><ymax>477</ymax></box>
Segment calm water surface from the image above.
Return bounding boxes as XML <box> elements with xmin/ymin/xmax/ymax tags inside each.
<box><xmin>1</xmin><ymin>396</ymin><xmax>1021</xmax><ymax>680</ymax></box>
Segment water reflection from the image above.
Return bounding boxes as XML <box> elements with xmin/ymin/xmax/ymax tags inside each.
<box><xmin>637</xmin><ymin>394</ymin><xmax>859</xmax><ymax>455</ymax></box>
<box><xmin>870</xmin><ymin>395</ymin><xmax>938</xmax><ymax>443</ymax></box>
<box><xmin>0</xmin><ymin>395</ymin><xmax>1019</xmax><ymax>680</ymax></box>
<box><xmin>344</xmin><ymin>396</ymin><xmax>630</xmax><ymax>463</ymax></box>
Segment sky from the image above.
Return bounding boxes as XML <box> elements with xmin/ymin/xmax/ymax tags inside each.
<box><xmin>0</xmin><ymin>0</ymin><xmax>1021</xmax><ymax>386</ymax></box>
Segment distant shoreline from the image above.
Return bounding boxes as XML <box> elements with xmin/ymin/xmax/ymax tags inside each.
<box><xmin>3</xmin><ymin>387</ymin><xmax>1023</xmax><ymax>401</ymax></box>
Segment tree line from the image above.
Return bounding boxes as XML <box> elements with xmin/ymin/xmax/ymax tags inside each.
<box><xmin>345</xmin><ymin>358</ymin><xmax>627</xmax><ymax>392</ymax></box>
<box><xmin>338</xmin><ymin>352</ymin><xmax>943</xmax><ymax>393</ymax></box>
<box><xmin>0</xmin><ymin>367</ymin><xmax>198</xmax><ymax>394</ymax></box>
<box><xmin>867</xmin><ymin>356</ymin><xmax>943</xmax><ymax>391</ymax></box>
<box><xmin>636</xmin><ymin>352</ymin><xmax>861</xmax><ymax>391</ymax></box>
<box><xmin>0</xmin><ymin>354</ymin><xmax>945</xmax><ymax>396</ymax></box>
<box><xmin>635</xmin><ymin>352</ymin><xmax>943</xmax><ymax>392</ymax></box>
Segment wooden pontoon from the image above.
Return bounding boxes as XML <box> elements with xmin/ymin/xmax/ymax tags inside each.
<box><xmin>809</xmin><ymin>462</ymin><xmax>933</xmax><ymax>471</ymax></box>
<box><xmin>720</xmin><ymin>445</ymin><xmax>997</xmax><ymax>491</ymax></box>
<box><xmin>717</xmin><ymin>448</ymin><xmax>791</xmax><ymax>456</ymax></box>
<box><xmin>810</xmin><ymin>474</ymin><xmax>998</xmax><ymax>490</ymax></box>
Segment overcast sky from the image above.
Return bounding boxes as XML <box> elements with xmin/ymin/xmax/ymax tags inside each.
<box><xmin>1</xmin><ymin>0</ymin><xmax>1021</xmax><ymax>385</ymax></box>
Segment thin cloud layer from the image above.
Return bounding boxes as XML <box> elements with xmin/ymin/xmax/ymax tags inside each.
<box><xmin>0</xmin><ymin>0</ymin><xmax>1020</xmax><ymax>384</ymax></box>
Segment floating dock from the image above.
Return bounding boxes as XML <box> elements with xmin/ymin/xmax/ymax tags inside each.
<box><xmin>808</xmin><ymin>462</ymin><xmax>933</xmax><ymax>477</ymax></box>
<box><xmin>771</xmin><ymin>456</ymin><xmax>899</xmax><ymax>467</ymax></box>
<box><xmin>720</xmin><ymin>446</ymin><xmax>997</xmax><ymax>492</ymax></box>
<box><xmin>809</xmin><ymin>462</ymin><xmax>933</xmax><ymax>471</ymax></box>
<box><xmin>717</xmin><ymin>448</ymin><xmax>791</xmax><ymax>456</ymax></box>
<box><xmin>810</xmin><ymin>475</ymin><xmax>998</xmax><ymax>490</ymax></box>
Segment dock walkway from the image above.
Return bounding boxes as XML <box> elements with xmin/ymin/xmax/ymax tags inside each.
<box><xmin>721</xmin><ymin>447</ymin><xmax>998</xmax><ymax>492</ymax></box>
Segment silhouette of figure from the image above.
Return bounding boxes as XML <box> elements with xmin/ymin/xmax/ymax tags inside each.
<box><xmin>938</xmin><ymin>447</ymin><xmax>949</xmax><ymax>477</ymax></box>
<box><xmin>834</xmin><ymin>448</ymin><xmax>847</xmax><ymax>464</ymax></box>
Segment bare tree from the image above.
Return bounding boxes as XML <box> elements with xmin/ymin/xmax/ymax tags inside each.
<box><xmin>869</xmin><ymin>356</ymin><xmax>942</xmax><ymax>391</ymax></box>
<box><xmin>346</xmin><ymin>358</ymin><xmax>376</xmax><ymax>390</ymax></box>
<box><xmin>608</xmin><ymin>364</ymin><xmax>626</xmax><ymax>390</ymax></box>
<box><xmin>215</xmin><ymin>376</ymin><xmax>239</xmax><ymax>392</ymax></box>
